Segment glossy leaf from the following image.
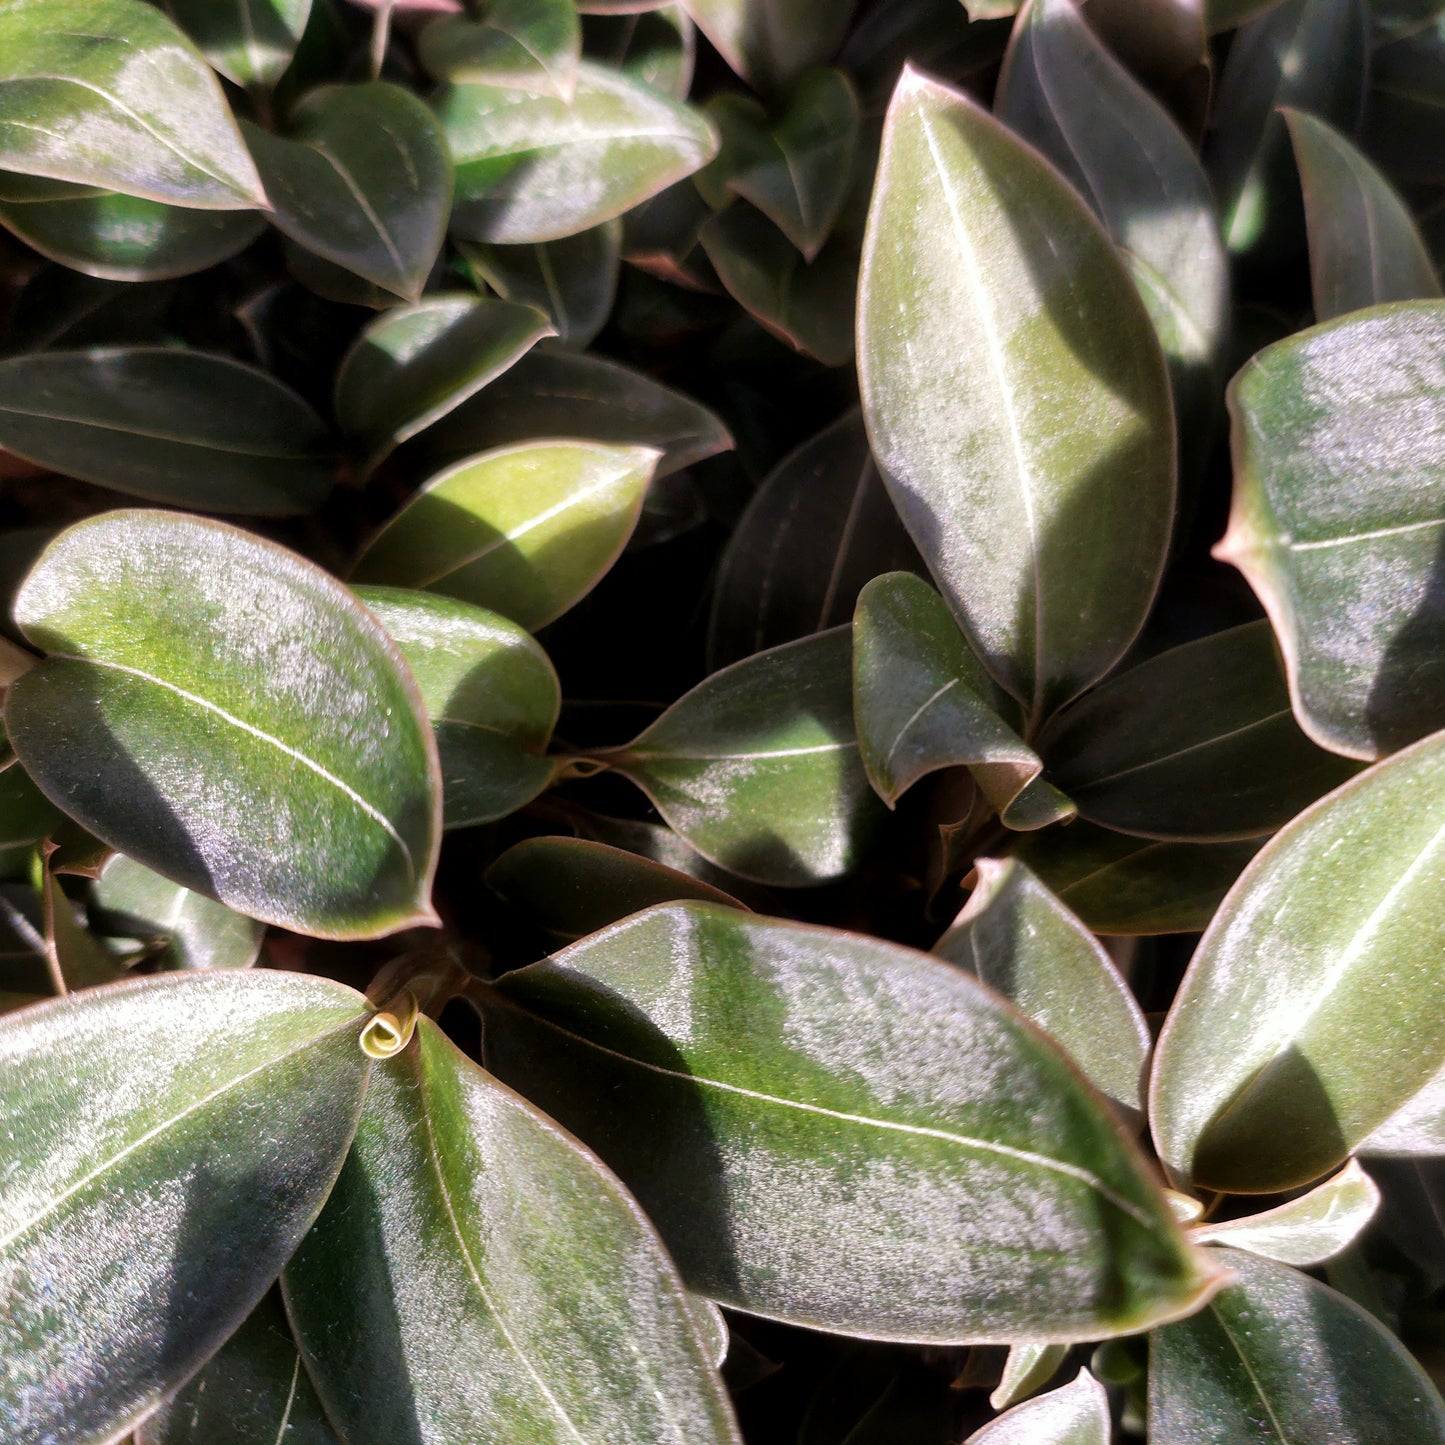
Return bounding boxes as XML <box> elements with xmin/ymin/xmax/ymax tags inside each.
<box><xmin>488</xmin><ymin>835</ymin><xmax>744</xmax><ymax>940</ymax></box>
<box><xmin>1151</xmin><ymin>728</ymin><xmax>1445</xmax><ymax>1193</ymax></box>
<box><xmin>479</xmin><ymin>902</ymin><xmax>1219</xmax><ymax>1341</ymax></box>
<box><xmin>1149</xmin><ymin>1248</ymin><xmax>1445</xmax><ymax>1443</ymax></box>
<box><xmin>244</xmin><ymin>83</ymin><xmax>452</xmax><ymax>304</ymax></box>
<box><xmin>406</xmin><ymin>348</ymin><xmax>732</xmax><ymax>479</ymax></box>
<box><xmin>708</xmin><ymin>411</ymin><xmax>919</xmax><ymax>670</ymax></box>
<box><xmin>419</xmin><ymin>0</ymin><xmax>580</xmax><ymax>97</ymax></box>
<box><xmin>853</xmin><ymin>572</ymin><xmax>1072</xmax><ymax>828</ymax></box>
<box><xmin>858</xmin><ymin>68</ymin><xmax>1175</xmax><ymax>727</ymax></box>
<box><xmin>333</xmin><ymin>295</ymin><xmax>552</xmax><ymax>470</ymax></box>
<box><xmin>356</xmin><ymin>586</ymin><xmax>560</xmax><ymax>828</ymax></box>
<box><xmin>354</xmin><ymin>441</ymin><xmax>659</xmax><ymax>631</ymax></box>
<box><xmin>166</xmin><ymin>0</ymin><xmax>312</xmax><ymax>90</ymax></box>
<box><xmin>0</xmin><ymin>0</ymin><xmax>266</xmax><ymax>208</ymax></box>
<box><xmin>1190</xmin><ymin>1159</ymin><xmax>1380</xmax><ymax>1265</ymax></box>
<box><xmin>440</xmin><ymin>62</ymin><xmax>718</xmax><ymax>244</ymax></box>
<box><xmin>991</xmin><ymin>1343</ymin><xmax>1069</xmax><ymax>1410</ymax></box>
<box><xmin>680</xmin><ymin>0</ymin><xmax>856</xmax><ymax>92</ymax></box>
<box><xmin>8</xmin><ymin>511</ymin><xmax>441</xmax><ymax>939</ymax></box>
<box><xmin>607</xmin><ymin>628</ymin><xmax>880</xmax><ymax>887</ymax></box>
<box><xmin>138</xmin><ymin>1289</ymin><xmax>341</xmax><ymax>1445</ymax></box>
<box><xmin>1039</xmin><ymin>621</ymin><xmax>1358</xmax><ymax>841</ymax></box>
<box><xmin>0</xmin><ymin>348</ymin><xmax>333</xmax><ymax>515</ymax></box>
<box><xmin>1218</xmin><ymin>302</ymin><xmax>1445</xmax><ymax>759</ymax></box>
<box><xmin>0</xmin><ymin>969</ymin><xmax>371</xmax><ymax>1445</ymax></box>
<box><xmin>936</xmin><ymin>858</ymin><xmax>1150</xmax><ymax>1116</ymax></box>
<box><xmin>965</xmin><ymin>1371</ymin><xmax>1110</xmax><ymax>1444</ymax></box>
<box><xmin>283</xmin><ymin>1016</ymin><xmax>741</xmax><ymax>1445</ymax></box>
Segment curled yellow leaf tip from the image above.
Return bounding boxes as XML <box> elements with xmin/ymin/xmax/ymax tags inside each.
<box><xmin>361</xmin><ymin>990</ymin><xmax>419</xmax><ymax>1059</ymax></box>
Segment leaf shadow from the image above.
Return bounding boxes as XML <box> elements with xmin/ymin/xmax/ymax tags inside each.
<box><xmin>1363</xmin><ymin>524</ymin><xmax>1445</xmax><ymax>755</ymax></box>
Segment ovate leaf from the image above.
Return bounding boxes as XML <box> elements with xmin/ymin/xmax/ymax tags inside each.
<box><xmin>1151</xmin><ymin>728</ymin><xmax>1445</xmax><ymax>1193</ymax></box>
<box><xmin>419</xmin><ymin>0</ymin><xmax>580</xmax><ymax>98</ymax></box>
<box><xmin>0</xmin><ymin>970</ymin><xmax>371</xmax><ymax>1445</ymax></box>
<box><xmin>0</xmin><ymin>0</ymin><xmax>266</xmax><ymax>208</ymax></box>
<box><xmin>679</xmin><ymin>0</ymin><xmax>856</xmax><ymax>92</ymax></box>
<box><xmin>478</xmin><ymin>902</ymin><xmax>1219</xmax><ymax>1341</ymax></box>
<box><xmin>353</xmin><ymin>441</ymin><xmax>659</xmax><ymax>631</ymax></box>
<box><xmin>964</xmin><ymin>1370</ymin><xmax>1110</xmax><ymax>1444</ymax></box>
<box><xmin>283</xmin><ymin>1017</ymin><xmax>741</xmax><ymax>1445</ymax></box>
<box><xmin>7</xmin><ymin>511</ymin><xmax>441</xmax><ymax>939</ymax></box>
<box><xmin>165</xmin><ymin>0</ymin><xmax>313</xmax><ymax>90</ymax></box>
<box><xmin>859</xmin><ymin>68</ymin><xmax>1175</xmax><ymax>727</ymax></box>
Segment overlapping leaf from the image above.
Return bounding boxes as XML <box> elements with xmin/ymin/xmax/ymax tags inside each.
<box><xmin>964</xmin><ymin>1371</ymin><xmax>1110</xmax><ymax>1444</ymax></box>
<box><xmin>166</xmin><ymin>0</ymin><xmax>313</xmax><ymax>90</ymax></box>
<box><xmin>419</xmin><ymin>0</ymin><xmax>580</xmax><ymax>96</ymax></box>
<box><xmin>681</xmin><ymin>0</ymin><xmax>857</xmax><ymax>92</ymax></box>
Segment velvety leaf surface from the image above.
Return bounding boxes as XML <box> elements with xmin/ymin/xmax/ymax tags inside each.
<box><xmin>0</xmin><ymin>348</ymin><xmax>333</xmax><ymax>515</ymax></box>
<box><xmin>1287</xmin><ymin>108</ymin><xmax>1441</xmax><ymax>320</ymax></box>
<box><xmin>608</xmin><ymin>628</ymin><xmax>881</xmax><ymax>887</ymax></box>
<box><xmin>1151</xmin><ymin>728</ymin><xmax>1445</xmax><ymax>1193</ymax></box>
<box><xmin>138</xmin><ymin>1290</ymin><xmax>341</xmax><ymax>1445</ymax></box>
<box><xmin>0</xmin><ymin>0</ymin><xmax>266</xmax><ymax>208</ymax></box>
<box><xmin>480</xmin><ymin>902</ymin><xmax>1218</xmax><ymax>1342</ymax></box>
<box><xmin>439</xmin><ymin>61</ymin><xmax>717</xmax><ymax>243</ymax></box>
<box><xmin>283</xmin><ymin>1016</ymin><xmax>741</xmax><ymax>1445</ymax></box>
<box><xmin>166</xmin><ymin>0</ymin><xmax>312</xmax><ymax>89</ymax></box>
<box><xmin>935</xmin><ymin>858</ymin><xmax>1150</xmax><ymax>1116</ymax></box>
<box><xmin>858</xmin><ymin>68</ymin><xmax>1175</xmax><ymax>727</ymax></box>
<box><xmin>419</xmin><ymin>0</ymin><xmax>580</xmax><ymax>97</ymax></box>
<box><xmin>7</xmin><ymin>511</ymin><xmax>441</xmax><ymax>939</ymax></box>
<box><xmin>1219</xmin><ymin>302</ymin><xmax>1445</xmax><ymax>759</ymax></box>
<box><xmin>964</xmin><ymin>1370</ymin><xmax>1110</xmax><ymax>1444</ymax></box>
<box><xmin>680</xmin><ymin>0</ymin><xmax>856</xmax><ymax>92</ymax></box>
<box><xmin>356</xmin><ymin>586</ymin><xmax>559</xmax><ymax>828</ymax></box>
<box><xmin>1149</xmin><ymin>1248</ymin><xmax>1445</xmax><ymax>1443</ymax></box>
<box><xmin>1039</xmin><ymin>621</ymin><xmax>1358</xmax><ymax>841</ymax></box>
<box><xmin>333</xmin><ymin>295</ymin><xmax>553</xmax><ymax>470</ymax></box>
<box><xmin>244</xmin><ymin>83</ymin><xmax>452</xmax><ymax>303</ymax></box>
<box><xmin>354</xmin><ymin>441</ymin><xmax>659</xmax><ymax>631</ymax></box>
<box><xmin>0</xmin><ymin>970</ymin><xmax>371</xmax><ymax>1445</ymax></box>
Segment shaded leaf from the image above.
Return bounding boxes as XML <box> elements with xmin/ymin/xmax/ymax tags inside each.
<box><xmin>798</xmin><ymin>1360</ymin><xmax>954</xmax><ymax>1445</ymax></box>
<box><xmin>1363</xmin><ymin>24</ymin><xmax>1445</xmax><ymax>186</ymax></box>
<box><xmin>0</xmin><ymin>759</ymin><xmax>63</xmax><ymax>851</ymax></box>
<box><xmin>1081</xmin><ymin>0</ymin><xmax>1210</xmax><ymax>136</ymax></box>
<box><xmin>356</xmin><ymin>585</ymin><xmax>560</xmax><ymax>827</ymax></box>
<box><xmin>1206</xmin><ymin>0</ymin><xmax>1288</xmax><ymax>29</ymax></box>
<box><xmin>680</xmin><ymin>0</ymin><xmax>857</xmax><ymax>92</ymax></box>
<box><xmin>0</xmin><ymin>347</ymin><xmax>333</xmax><ymax>515</ymax></box>
<box><xmin>584</xmin><ymin>5</ymin><xmax>696</xmax><ymax>99</ymax></box>
<box><xmin>965</xmin><ymin>1370</ymin><xmax>1110</xmax><ymax>1444</ymax></box>
<box><xmin>354</xmin><ymin>441</ymin><xmax>659</xmax><ymax>631</ymax></box>
<box><xmin>1151</xmin><ymin>728</ymin><xmax>1445</xmax><ymax>1193</ymax></box>
<box><xmin>419</xmin><ymin>0</ymin><xmax>580</xmax><ymax>97</ymax></box>
<box><xmin>165</xmin><ymin>0</ymin><xmax>312</xmax><ymax>90</ymax></box>
<box><xmin>8</xmin><ymin>510</ymin><xmax>441</xmax><ymax>940</ymax></box>
<box><xmin>991</xmin><ymin>1342</ymin><xmax>1069</xmax><ymax>1410</ymax></box>
<box><xmin>42</xmin><ymin>860</ymin><xmax>123</xmax><ymax>994</ymax></box>
<box><xmin>479</xmin><ymin>901</ymin><xmax>1219</xmax><ymax>1341</ymax></box>
<box><xmin>283</xmin><ymin>1016</ymin><xmax>741</xmax><ymax>1445</ymax></box>
<box><xmin>859</xmin><ymin>68</ymin><xmax>1175</xmax><ymax>727</ymax></box>
<box><xmin>0</xmin><ymin>970</ymin><xmax>371</xmax><ymax>1445</ymax></box>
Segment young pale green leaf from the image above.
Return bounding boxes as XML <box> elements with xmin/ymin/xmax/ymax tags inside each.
<box><xmin>333</xmin><ymin>295</ymin><xmax>553</xmax><ymax>470</ymax></box>
<box><xmin>1190</xmin><ymin>1159</ymin><xmax>1380</xmax><ymax>1265</ymax></box>
<box><xmin>406</xmin><ymin>347</ymin><xmax>732</xmax><ymax>479</ymax></box>
<box><xmin>0</xmin><ymin>348</ymin><xmax>333</xmax><ymax>515</ymax></box>
<box><xmin>859</xmin><ymin>68</ymin><xmax>1175</xmax><ymax>727</ymax></box>
<box><xmin>138</xmin><ymin>1289</ymin><xmax>341</xmax><ymax>1445</ymax></box>
<box><xmin>707</xmin><ymin>411</ymin><xmax>919</xmax><ymax>670</ymax></box>
<box><xmin>480</xmin><ymin>902</ymin><xmax>1219</xmax><ymax>1342</ymax></box>
<box><xmin>90</xmin><ymin>853</ymin><xmax>264</xmax><ymax>971</ymax></box>
<box><xmin>7</xmin><ymin>511</ymin><xmax>442</xmax><ymax>940</ymax></box>
<box><xmin>0</xmin><ymin>970</ymin><xmax>371</xmax><ymax>1445</ymax></box>
<box><xmin>965</xmin><ymin>1370</ymin><xmax>1110</xmax><ymax>1444</ymax></box>
<box><xmin>439</xmin><ymin>61</ymin><xmax>717</xmax><ymax>244</ymax></box>
<box><xmin>936</xmin><ymin>858</ymin><xmax>1150</xmax><ymax>1117</ymax></box>
<box><xmin>688</xmin><ymin>1293</ymin><xmax>729</xmax><ymax>1370</ymax></box>
<box><xmin>165</xmin><ymin>0</ymin><xmax>312</xmax><ymax>89</ymax></box>
<box><xmin>488</xmin><ymin>835</ymin><xmax>745</xmax><ymax>941</ymax></box>
<box><xmin>418</xmin><ymin>0</ymin><xmax>580</xmax><ymax>97</ymax></box>
<box><xmin>458</xmin><ymin>222</ymin><xmax>621</xmax><ymax>348</ymax></box>
<box><xmin>608</xmin><ymin>628</ymin><xmax>881</xmax><ymax>887</ymax></box>
<box><xmin>680</xmin><ymin>0</ymin><xmax>856</xmax><ymax>92</ymax></box>
<box><xmin>1218</xmin><ymin>302</ymin><xmax>1445</xmax><ymax>760</ymax></box>
<box><xmin>991</xmin><ymin>1342</ymin><xmax>1069</xmax><ymax>1410</ymax></box>
<box><xmin>1039</xmin><ymin>622</ymin><xmax>1358</xmax><ymax>841</ymax></box>
<box><xmin>356</xmin><ymin>586</ymin><xmax>559</xmax><ymax>828</ymax></box>
<box><xmin>354</xmin><ymin>441</ymin><xmax>659</xmax><ymax>631</ymax></box>
<box><xmin>1149</xmin><ymin>1248</ymin><xmax>1445</xmax><ymax>1443</ymax></box>
<box><xmin>1286</xmin><ymin>109</ymin><xmax>1441</xmax><ymax>320</ymax></box>
<box><xmin>853</xmin><ymin>572</ymin><xmax>1073</xmax><ymax>829</ymax></box>
<box><xmin>1011</xmin><ymin>823</ymin><xmax>1263</xmax><ymax>936</ymax></box>
<box><xmin>1151</xmin><ymin>728</ymin><xmax>1445</xmax><ymax>1194</ymax></box>
<box><xmin>0</xmin><ymin>0</ymin><xmax>266</xmax><ymax>208</ymax></box>
<box><xmin>244</xmin><ymin>83</ymin><xmax>452</xmax><ymax>304</ymax></box>
<box><xmin>283</xmin><ymin>1017</ymin><xmax>741</xmax><ymax>1445</ymax></box>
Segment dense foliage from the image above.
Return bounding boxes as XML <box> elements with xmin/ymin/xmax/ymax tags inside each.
<box><xmin>1</xmin><ymin>0</ymin><xmax>1444</xmax><ymax>1440</ymax></box>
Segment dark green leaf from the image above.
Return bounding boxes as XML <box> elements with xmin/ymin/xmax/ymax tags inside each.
<box><xmin>42</xmin><ymin>861</ymin><xmax>123</xmax><ymax>994</ymax></box>
<box><xmin>419</xmin><ymin>0</ymin><xmax>580</xmax><ymax>97</ymax></box>
<box><xmin>8</xmin><ymin>510</ymin><xmax>442</xmax><ymax>939</ymax></box>
<box><xmin>584</xmin><ymin>5</ymin><xmax>696</xmax><ymax>99</ymax></box>
<box><xmin>284</xmin><ymin>1016</ymin><xmax>741</xmax><ymax>1445</ymax></box>
<box><xmin>0</xmin><ymin>759</ymin><xmax>63</xmax><ymax>850</ymax></box>
<box><xmin>480</xmin><ymin>901</ymin><xmax>1220</xmax><ymax>1341</ymax></box>
<box><xmin>1206</xmin><ymin>0</ymin><xmax>1288</xmax><ymax>30</ymax></box>
<box><xmin>859</xmin><ymin>68</ymin><xmax>1175</xmax><ymax>728</ymax></box>
<box><xmin>0</xmin><ymin>348</ymin><xmax>333</xmax><ymax>515</ymax></box>
<box><xmin>680</xmin><ymin>0</ymin><xmax>857</xmax><ymax>92</ymax></box>
<box><xmin>964</xmin><ymin>1370</ymin><xmax>1110</xmax><ymax>1444</ymax></box>
<box><xmin>165</xmin><ymin>0</ymin><xmax>312</xmax><ymax>90</ymax></box>
<box><xmin>0</xmin><ymin>969</ymin><xmax>371</xmax><ymax>1444</ymax></box>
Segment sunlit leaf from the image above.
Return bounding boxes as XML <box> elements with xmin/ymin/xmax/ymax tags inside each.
<box><xmin>165</xmin><ymin>0</ymin><xmax>312</xmax><ymax>90</ymax></box>
<box><xmin>419</xmin><ymin>0</ymin><xmax>579</xmax><ymax>97</ymax></box>
<box><xmin>964</xmin><ymin>1370</ymin><xmax>1109</xmax><ymax>1444</ymax></box>
<box><xmin>680</xmin><ymin>0</ymin><xmax>857</xmax><ymax>92</ymax></box>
